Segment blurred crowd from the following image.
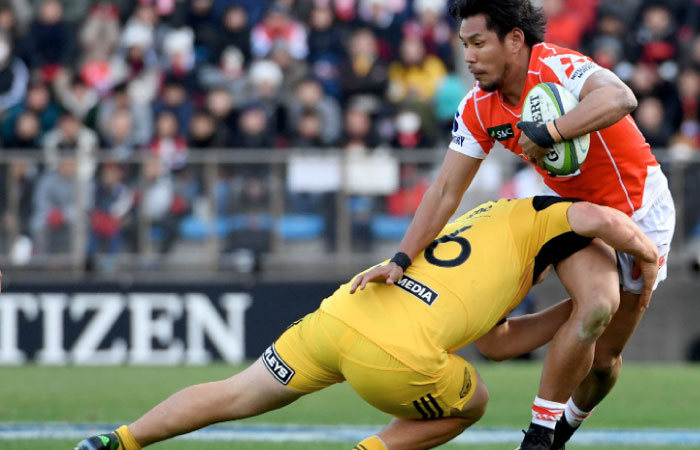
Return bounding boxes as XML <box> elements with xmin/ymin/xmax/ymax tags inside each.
<box><xmin>0</xmin><ymin>0</ymin><xmax>698</xmax><ymax>266</ymax></box>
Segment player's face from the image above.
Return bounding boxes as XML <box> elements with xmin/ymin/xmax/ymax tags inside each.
<box><xmin>459</xmin><ymin>15</ymin><xmax>509</xmax><ymax>92</ymax></box>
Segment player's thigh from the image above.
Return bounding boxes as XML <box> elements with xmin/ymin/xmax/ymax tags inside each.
<box><xmin>342</xmin><ymin>342</ymin><xmax>485</xmax><ymax>421</ymax></box>
<box><xmin>262</xmin><ymin>310</ymin><xmax>346</xmax><ymax>395</ymax></box>
<box><xmin>555</xmin><ymin>238</ymin><xmax>620</xmax><ymax>319</ymax></box>
<box><xmin>218</xmin><ymin>357</ymin><xmax>306</xmax><ymax>418</ymax></box>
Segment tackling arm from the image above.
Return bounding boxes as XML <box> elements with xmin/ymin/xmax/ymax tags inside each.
<box><xmin>567</xmin><ymin>202</ymin><xmax>659</xmax><ymax>309</ymax></box>
<box><xmin>475</xmin><ymin>299</ymin><xmax>573</xmax><ymax>361</ymax></box>
<box><xmin>350</xmin><ymin>152</ymin><xmax>481</xmax><ymax>292</ymax></box>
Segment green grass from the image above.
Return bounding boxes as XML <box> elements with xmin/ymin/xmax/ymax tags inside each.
<box><xmin>1</xmin><ymin>362</ymin><xmax>699</xmax><ymax>449</ymax></box>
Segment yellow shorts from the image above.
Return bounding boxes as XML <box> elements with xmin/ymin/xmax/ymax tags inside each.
<box><xmin>263</xmin><ymin>309</ymin><xmax>478</xmax><ymax>419</ymax></box>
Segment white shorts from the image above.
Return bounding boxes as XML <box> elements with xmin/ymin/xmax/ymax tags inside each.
<box><xmin>541</xmin><ymin>177</ymin><xmax>675</xmax><ymax>294</ymax></box>
<box><xmin>620</xmin><ymin>186</ymin><xmax>675</xmax><ymax>294</ymax></box>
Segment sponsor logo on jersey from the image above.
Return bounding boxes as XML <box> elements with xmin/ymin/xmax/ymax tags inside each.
<box><xmin>262</xmin><ymin>344</ymin><xmax>295</xmax><ymax>385</ymax></box>
<box><xmin>570</xmin><ymin>61</ymin><xmax>595</xmax><ymax>79</ymax></box>
<box><xmin>395</xmin><ymin>275</ymin><xmax>439</xmax><ymax>306</ymax></box>
<box><xmin>487</xmin><ymin>123</ymin><xmax>515</xmax><ymax>141</ymax></box>
<box><xmin>452</xmin><ymin>135</ymin><xmax>465</xmax><ymax>146</ymax></box>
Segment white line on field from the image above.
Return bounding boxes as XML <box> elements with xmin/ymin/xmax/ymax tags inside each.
<box><xmin>1</xmin><ymin>423</ymin><xmax>700</xmax><ymax>446</ymax></box>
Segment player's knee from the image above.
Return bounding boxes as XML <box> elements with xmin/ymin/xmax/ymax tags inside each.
<box><xmin>457</xmin><ymin>381</ymin><xmax>489</xmax><ymax>423</ymax></box>
<box><xmin>577</xmin><ymin>296</ymin><xmax>618</xmax><ymax>342</ymax></box>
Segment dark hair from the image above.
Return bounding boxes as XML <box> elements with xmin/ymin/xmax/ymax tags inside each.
<box><xmin>449</xmin><ymin>0</ymin><xmax>546</xmax><ymax>47</ymax></box>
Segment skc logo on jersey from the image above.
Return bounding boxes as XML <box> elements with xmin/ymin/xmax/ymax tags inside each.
<box><xmin>487</xmin><ymin>123</ymin><xmax>515</xmax><ymax>141</ymax></box>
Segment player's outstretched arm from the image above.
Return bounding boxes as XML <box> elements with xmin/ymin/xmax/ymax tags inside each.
<box><xmin>567</xmin><ymin>202</ymin><xmax>659</xmax><ymax>309</ymax></box>
<box><xmin>475</xmin><ymin>299</ymin><xmax>573</xmax><ymax>361</ymax></box>
<box><xmin>351</xmin><ymin>152</ymin><xmax>481</xmax><ymax>292</ymax></box>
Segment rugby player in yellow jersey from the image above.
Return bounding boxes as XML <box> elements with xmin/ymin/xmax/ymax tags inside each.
<box><xmin>75</xmin><ymin>196</ymin><xmax>658</xmax><ymax>450</ymax></box>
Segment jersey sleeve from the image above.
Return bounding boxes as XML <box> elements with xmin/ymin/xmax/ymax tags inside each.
<box><xmin>538</xmin><ymin>50</ymin><xmax>603</xmax><ymax>100</ymax></box>
<box><xmin>448</xmin><ymin>90</ymin><xmax>494</xmax><ymax>159</ymax></box>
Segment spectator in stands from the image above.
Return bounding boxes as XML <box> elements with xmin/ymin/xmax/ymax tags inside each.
<box><xmin>246</xmin><ymin>59</ymin><xmax>287</xmax><ymax>141</ymax></box>
<box><xmin>307</xmin><ymin>3</ymin><xmax>346</xmax><ymax>63</ymax></box>
<box><xmin>148</xmin><ymin>110</ymin><xmax>187</xmax><ymax>172</ymax></box>
<box><xmin>387</xmin><ymin>34</ymin><xmax>447</xmax><ymax>104</ymax></box>
<box><xmin>203</xmin><ymin>86</ymin><xmax>236</xmax><ymax>146</ymax></box>
<box><xmin>340</xmin><ymin>101</ymin><xmax>379</xmax><ymax>150</ymax></box>
<box><xmin>234</xmin><ymin>103</ymin><xmax>275</xmax><ymax>149</ymax></box>
<box><xmin>101</xmin><ymin>107</ymin><xmax>140</xmax><ymax>161</ymax></box>
<box><xmin>215</xmin><ymin>5</ymin><xmax>251</xmax><ymax>65</ymax></box>
<box><xmin>356</xmin><ymin>0</ymin><xmax>403</xmax><ymax>60</ymax></box>
<box><xmin>174</xmin><ymin>0</ymin><xmax>220</xmax><ymax>64</ymax></box>
<box><xmin>634</xmin><ymin>96</ymin><xmax>675</xmax><ymax>148</ymax></box>
<box><xmin>0</xmin><ymin>31</ymin><xmax>28</xmax><ymax>113</ymax></box>
<box><xmin>543</xmin><ymin>0</ymin><xmax>586</xmax><ymax>49</ymax></box>
<box><xmin>197</xmin><ymin>45</ymin><xmax>247</xmax><ymax>100</ymax></box>
<box><xmin>30</xmin><ymin>151</ymin><xmax>86</xmax><ymax>254</ymax></box>
<box><xmin>138</xmin><ymin>156</ymin><xmax>182</xmax><ymax>254</ymax></box>
<box><xmin>110</xmin><ymin>21</ymin><xmax>161</xmax><ymax>106</ymax></box>
<box><xmin>5</xmin><ymin>110</ymin><xmax>42</xmax><ymax>148</ymax></box>
<box><xmin>188</xmin><ymin>109</ymin><xmax>228</xmax><ymax>149</ymax></box>
<box><xmin>0</xmin><ymin>157</ymin><xmax>37</xmax><ymax>256</ymax></box>
<box><xmin>268</xmin><ymin>40</ymin><xmax>309</xmax><ymax>98</ymax></box>
<box><xmin>42</xmin><ymin>112</ymin><xmax>98</xmax><ymax>180</ymax></box>
<box><xmin>391</xmin><ymin>107</ymin><xmax>434</xmax><ymax>149</ymax></box>
<box><xmin>54</xmin><ymin>73</ymin><xmax>100</xmax><ymax>127</ymax></box>
<box><xmin>251</xmin><ymin>2</ymin><xmax>308</xmax><ymax>60</ymax></box>
<box><xmin>26</xmin><ymin>0</ymin><xmax>75</xmax><ymax>81</ymax></box>
<box><xmin>97</xmin><ymin>82</ymin><xmax>153</xmax><ymax>149</ymax></box>
<box><xmin>287</xmin><ymin>78</ymin><xmax>342</xmax><ymax>146</ymax></box>
<box><xmin>89</xmin><ymin>162</ymin><xmax>134</xmax><ymax>255</ymax></box>
<box><xmin>630</xmin><ymin>2</ymin><xmax>678</xmax><ymax>65</ymax></box>
<box><xmin>290</xmin><ymin>108</ymin><xmax>324</xmax><ymax>147</ymax></box>
<box><xmin>78</xmin><ymin>1</ymin><xmax>121</xmax><ymax>94</ymax></box>
<box><xmin>152</xmin><ymin>78</ymin><xmax>193</xmax><ymax>135</ymax></box>
<box><xmin>339</xmin><ymin>28</ymin><xmax>389</xmax><ymax>105</ymax></box>
<box><xmin>161</xmin><ymin>27</ymin><xmax>199</xmax><ymax>93</ymax></box>
<box><xmin>1</xmin><ymin>80</ymin><xmax>59</xmax><ymax>143</ymax></box>
<box><xmin>402</xmin><ymin>0</ymin><xmax>452</xmax><ymax>63</ymax></box>
<box><xmin>79</xmin><ymin>1</ymin><xmax>120</xmax><ymax>63</ymax></box>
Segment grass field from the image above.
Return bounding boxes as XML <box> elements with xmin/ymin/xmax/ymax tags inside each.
<box><xmin>1</xmin><ymin>362</ymin><xmax>699</xmax><ymax>449</ymax></box>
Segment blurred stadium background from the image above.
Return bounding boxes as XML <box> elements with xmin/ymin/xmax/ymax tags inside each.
<box><xmin>0</xmin><ymin>0</ymin><xmax>698</xmax><ymax>448</ymax></box>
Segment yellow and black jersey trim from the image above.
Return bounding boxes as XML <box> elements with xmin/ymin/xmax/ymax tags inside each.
<box><xmin>413</xmin><ymin>393</ymin><xmax>444</xmax><ymax>419</ymax></box>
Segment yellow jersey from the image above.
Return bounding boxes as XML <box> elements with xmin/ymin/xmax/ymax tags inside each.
<box><xmin>319</xmin><ymin>196</ymin><xmax>591</xmax><ymax>377</ymax></box>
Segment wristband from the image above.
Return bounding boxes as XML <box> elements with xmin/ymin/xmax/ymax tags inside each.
<box><xmin>390</xmin><ymin>252</ymin><xmax>411</xmax><ymax>271</ymax></box>
<box><xmin>516</xmin><ymin>120</ymin><xmax>555</xmax><ymax>148</ymax></box>
<box><xmin>552</xmin><ymin>119</ymin><xmax>568</xmax><ymax>141</ymax></box>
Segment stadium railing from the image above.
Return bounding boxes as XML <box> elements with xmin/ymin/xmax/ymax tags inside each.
<box><xmin>0</xmin><ymin>148</ymin><xmax>697</xmax><ymax>279</ymax></box>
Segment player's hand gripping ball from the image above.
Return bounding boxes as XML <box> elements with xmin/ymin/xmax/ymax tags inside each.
<box><xmin>520</xmin><ymin>82</ymin><xmax>590</xmax><ymax>175</ymax></box>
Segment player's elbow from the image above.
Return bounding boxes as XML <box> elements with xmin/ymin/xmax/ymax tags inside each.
<box><xmin>615</xmin><ymin>85</ymin><xmax>637</xmax><ymax>115</ymax></box>
<box><xmin>475</xmin><ymin>331</ymin><xmax>512</xmax><ymax>361</ymax></box>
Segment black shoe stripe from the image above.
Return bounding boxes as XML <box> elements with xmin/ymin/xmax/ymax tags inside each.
<box><xmin>355</xmin><ymin>445</ymin><xmax>368</xmax><ymax>450</ymax></box>
<box><xmin>413</xmin><ymin>400</ymin><xmax>429</xmax><ymax>419</ymax></box>
<box><xmin>420</xmin><ymin>396</ymin><xmax>436</xmax><ymax>419</ymax></box>
<box><xmin>427</xmin><ymin>394</ymin><xmax>444</xmax><ymax>418</ymax></box>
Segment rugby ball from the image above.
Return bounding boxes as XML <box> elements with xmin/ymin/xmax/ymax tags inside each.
<box><xmin>521</xmin><ymin>82</ymin><xmax>590</xmax><ymax>175</ymax></box>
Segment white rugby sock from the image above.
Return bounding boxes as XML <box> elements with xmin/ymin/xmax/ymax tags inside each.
<box><xmin>531</xmin><ymin>396</ymin><xmax>566</xmax><ymax>429</ymax></box>
<box><xmin>564</xmin><ymin>397</ymin><xmax>593</xmax><ymax>428</ymax></box>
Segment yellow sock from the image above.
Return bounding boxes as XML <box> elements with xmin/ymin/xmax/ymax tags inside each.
<box><xmin>114</xmin><ymin>425</ymin><xmax>142</xmax><ymax>450</ymax></box>
<box><xmin>353</xmin><ymin>435</ymin><xmax>388</xmax><ymax>450</ymax></box>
